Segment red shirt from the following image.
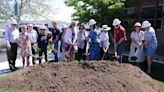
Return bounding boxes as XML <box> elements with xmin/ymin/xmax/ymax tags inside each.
<box><xmin>114</xmin><ymin>25</ymin><xmax>127</xmax><ymax>43</ymax></box>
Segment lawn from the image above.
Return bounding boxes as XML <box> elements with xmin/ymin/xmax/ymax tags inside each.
<box><xmin>0</xmin><ymin>88</ymin><xmax>21</xmax><ymax>92</ymax></box>
<box><xmin>151</xmin><ymin>62</ymin><xmax>164</xmax><ymax>92</ymax></box>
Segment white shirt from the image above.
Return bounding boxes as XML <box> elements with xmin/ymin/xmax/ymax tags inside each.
<box><xmin>99</xmin><ymin>32</ymin><xmax>109</xmax><ymax>48</ymax></box>
<box><xmin>131</xmin><ymin>31</ymin><xmax>144</xmax><ymax>47</ymax></box>
<box><xmin>64</xmin><ymin>28</ymin><xmax>77</xmax><ymax>44</ymax></box>
<box><xmin>27</xmin><ymin>29</ymin><xmax>38</xmax><ymax>44</ymax></box>
<box><xmin>5</xmin><ymin>27</ymin><xmax>19</xmax><ymax>45</ymax></box>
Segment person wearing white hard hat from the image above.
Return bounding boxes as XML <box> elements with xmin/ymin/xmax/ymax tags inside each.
<box><xmin>5</xmin><ymin>20</ymin><xmax>19</xmax><ymax>71</ymax></box>
<box><xmin>18</xmin><ymin>25</ymin><xmax>31</xmax><ymax>67</ymax></box>
<box><xmin>37</xmin><ymin>25</ymin><xmax>49</xmax><ymax>63</ymax></box>
<box><xmin>64</xmin><ymin>21</ymin><xmax>78</xmax><ymax>62</ymax></box>
<box><xmin>88</xmin><ymin>19</ymin><xmax>100</xmax><ymax>60</ymax></box>
<box><xmin>142</xmin><ymin>20</ymin><xmax>158</xmax><ymax>74</ymax></box>
<box><xmin>129</xmin><ymin>22</ymin><xmax>144</xmax><ymax>66</ymax></box>
<box><xmin>112</xmin><ymin>18</ymin><xmax>127</xmax><ymax>63</ymax></box>
<box><xmin>100</xmin><ymin>25</ymin><xmax>111</xmax><ymax>60</ymax></box>
<box><xmin>27</xmin><ymin>23</ymin><xmax>38</xmax><ymax>65</ymax></box>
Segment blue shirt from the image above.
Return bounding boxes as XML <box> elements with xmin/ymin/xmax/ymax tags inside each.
<box><xmin>144</xmin><ymin>27</ymin><xmax>158</xmax><ymax>48</ymax></box>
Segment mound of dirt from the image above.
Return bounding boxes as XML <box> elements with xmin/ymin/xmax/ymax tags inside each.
<box><xmin>0</xmin><ymin>61</ymin><xmax>160</xmax><ymax>92</ymax></box>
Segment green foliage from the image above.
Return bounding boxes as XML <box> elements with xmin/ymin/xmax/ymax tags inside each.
<box><xmin>65</xmin><ymin>0</ymin><xmax>127</xmax><ymax>26</ymax></box>
<box><xmin>0</xmin><ymin>0</ymin><xmax>56</xmax><ymax>21</ymax></box>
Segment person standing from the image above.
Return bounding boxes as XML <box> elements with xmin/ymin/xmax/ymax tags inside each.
<box><xmin>100</xmin><ymin>25</ymin><xmax>111</xmax><ymax>60</ymax></box>
<box><xmin>37</xmin><ymin>26</ymin><xmax>49</xmax><ymax>63</ymax></box>
<box><xmin>51</xmin><ymin>21</ymin><xmax>60</xmax><ymax>62</ymax></box>
<box><xmin>5</xmin><ymin>20</ymin><xmax>19</xmax><ymax>71</ymax></box>
<box><xmin>112</xmin><ymin>18</ymin><xmax>127</xmax><ymax>63</ymax></box>
<box><xmin>88</xmin><ymin>19</ymin><xmax>100</xmax><ymax>60</ymax></box>
<box><xmin>142</xmin><ymin>21</ymin><xmax>158</xmax><ymax>74</ymax></box>
<box><xmin>59</xmin><ymin>24</ymin><xmax>68</xmax><ymax>60</ymax></box>
<box><xmin>27</xmin><ymin>24</ymin><xmax>38</xmax><ymax>65</ymax></box>
<box><xmin>18</xmin><ymin>25</ymin><xmax>31</xmax><ymax>67</ymax></box>
<box><xmin>77</xmin><ymin>24</ymin><xmax>87</xmax><ymax>61</ymax></box>
<box><xmin>129</xmin><ymin>22</ymin><xmax>144</xmax><ymax>66</ymax></box>
<box><xmin>64</xmin><ymin>21</ymin><xmax>78</xmax><ymax>61</ymax></box>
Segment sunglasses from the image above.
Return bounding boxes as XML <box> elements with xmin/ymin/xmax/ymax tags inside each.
<box><xmin>40</xmin><ymin>29</ymin><xmax>45</xmax><ymax>30</ymax></box>
<box><xmin>114</xmin><ymin>25</ymin><xmax>119</xmax><ymax>27</ymax></box>
<box><xmin>135</xmin><ymin>26</ymin><xmax>141</xmax><ymax>28</ymax></box>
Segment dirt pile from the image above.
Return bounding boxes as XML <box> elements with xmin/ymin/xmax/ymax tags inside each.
<box><xmin>0</xmin><ymin>61</ymin><xmax>160</xmax><ymax>92</ymax></box>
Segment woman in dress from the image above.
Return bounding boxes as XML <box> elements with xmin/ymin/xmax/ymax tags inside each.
<box><xmin>142</xmin><ymin>21</ymin><xmax>158</xmax><ymax>73</ymax></box>
<box><xmin>129</xmin><ymin>22</ymin><xmax>144</xmax><ymax>66</ymax></box>
<box><xmin>18</xmin><ymin>25</ymin><xmax>31</xmax><ymax>67</ymax></box>
<box><xmin>88</xmin><ymin>19</ymin><xmax>100</xmax><ymax>60</ymax></box>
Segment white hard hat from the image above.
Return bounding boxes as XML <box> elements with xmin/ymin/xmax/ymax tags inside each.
<box><xmin>112</xmin><ymin>18</ymin><xmax>121</xmax><ymax>26</ymax></box>
<box><xmin>100</xmin><ymin>25</ymin><xmax>111</xmax><ymax>31</ymax></box>
<box><xmin>134</xmin><ymin>22</ymin><xmax>141</xmax><ymax>27</ymax></box>
<box><xmin>39</xmin><ymin>25</ymin><xmax>46</xmax><ymax>30</ymax></box>
<box><xmin>11</xmin><ymin>20</ymin><xmax>17</xmax><ymax>24</ymax></box>
<box><xmin>89</xmin><ymin>19</ymin><xmax>97</xmax><ymax>26</ymax></box>
<box><xmin>142</xmin><ymin>21</ymin><xmax>151</xmax><ymax>28</ymax></box>
<box><xmin>62</xmin><ymin>24</ymin><xmax>68</xmax><ymax>29</ymax></box>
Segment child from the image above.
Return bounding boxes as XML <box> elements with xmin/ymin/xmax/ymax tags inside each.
<box><xmin>18</xmin><ymin>25</ymin><xmax>31</xmax><ymax>67</ymax></box>
<box><xmin>37</xmin><ymin>26</ymin><xmax>49</xmax><ymax>63</ymax></box>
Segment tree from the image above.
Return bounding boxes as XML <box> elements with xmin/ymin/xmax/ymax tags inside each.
<box><xmin>65</xmin><ymin>0</ymin><xmax>127</xmax><ymax>26</ymax></box>
<box><xmin>0</xmin><ymin>0</ymin><xmax>57</xmax><ymax>22</ymax></box>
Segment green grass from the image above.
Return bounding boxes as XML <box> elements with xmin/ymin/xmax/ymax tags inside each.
<box><xmin>155</xmin><ymin>80</ymin><xmax>164</xmax><ymax>92</ymax></box>
<box><xmin>0</xmin><ymin>74</ymin><xmax>7</xmax><ymax>78</ymax></box>
<box><xmin>0</xmin><ymin>88</ymin><xmax>21</xmax><ymax>92</ymax></box>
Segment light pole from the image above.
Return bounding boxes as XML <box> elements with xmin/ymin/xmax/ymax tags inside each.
<box><xmin>14</xmin><ymin>1</ymin><xmax>20</xmax><ymax>27</ymax></box>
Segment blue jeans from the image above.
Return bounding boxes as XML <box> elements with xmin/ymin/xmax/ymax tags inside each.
<box><xmin>54</xmin><ymin>41</ymin><xmax>59</xmax><ymax>62</ymax></box>
<box><xmin>116</xmin><ymin>41</ymin><xmax>125</xmax><ymax>63</ymax></box>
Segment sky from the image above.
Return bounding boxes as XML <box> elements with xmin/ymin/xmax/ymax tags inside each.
<box><xmin>49</xmin><ymin>0</ymin><xmax>75</xmax><ymax>23</ymax></box>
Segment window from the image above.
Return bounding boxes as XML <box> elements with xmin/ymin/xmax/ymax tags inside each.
<box><xmin>125</xmin><ymin>7</ymin><xmax>135</xmax><ymax>15</ymax></box>
<box><xmin>141</xmin><ymin>6</ymin><xmax>162</xmax><ymax>19</ymax></box>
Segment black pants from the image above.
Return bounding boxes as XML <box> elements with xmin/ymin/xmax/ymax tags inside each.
<box><xmin>100</xmin><ymin>47</ymin><xmax>109</xmax><ymax>60</ymax></box>
<box><xmin>7</xmin><ymin>43</ymin><xmax>18</xmax><ymax>68</ymax></box>
<box><xmin>31</xmin><ymin>43</ymin><xmax>36</xmax><ymax>64</ymax></box>
<box><xmin>39</xmin><ymin>49</ymin><xmax>47</xmax><ymax>63</ymax></box>
<box><xmin>77</xmin><ymin>47</ymin><xmax>86</xmax><ymax>61</ymax></box>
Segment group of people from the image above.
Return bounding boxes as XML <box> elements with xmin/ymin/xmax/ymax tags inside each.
<box><xmin>4</xmin><ymin>18</ymin><xmax>158</xmax><ymax>74</ymax></box>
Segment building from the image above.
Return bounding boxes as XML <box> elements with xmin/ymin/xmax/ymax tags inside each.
<box><xmin>125</xmin><ymin>0</ymin><xmax>164</xmax><ymax>46</ymax></box>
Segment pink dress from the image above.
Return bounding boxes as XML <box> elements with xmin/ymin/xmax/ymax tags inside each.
<box><xmin>19</xmin><ymin>33</ymin><xmax>31</xmax><ymax>57</ymax></box>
